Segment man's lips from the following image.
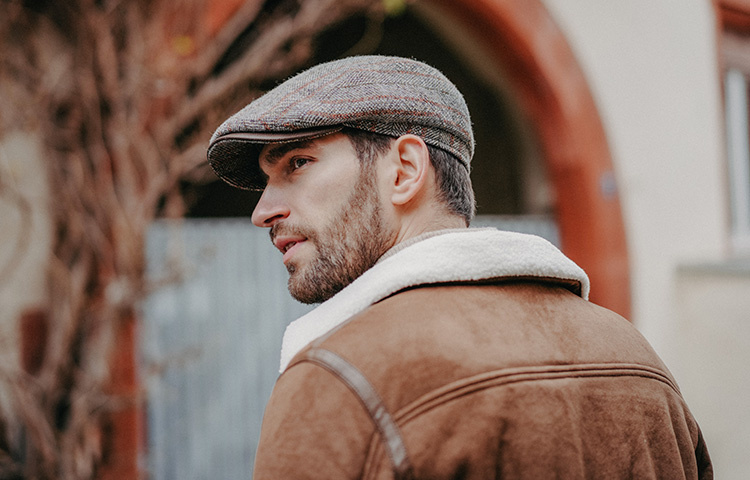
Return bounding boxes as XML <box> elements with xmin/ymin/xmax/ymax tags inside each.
<box><xmin>273</xmin><ymin>235</ymin><xmax>307</xmax><ymax>263</ymax></box>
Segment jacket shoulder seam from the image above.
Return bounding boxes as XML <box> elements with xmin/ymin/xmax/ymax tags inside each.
<box><xmin>290</xmin><ymin>348</ymin><xmax>414</xmax><ymax>480</ymax></box>
<box><xmin>394</xmin><ymin>363</ymin><xmax>681</xmax><ymax>425</ymax></box>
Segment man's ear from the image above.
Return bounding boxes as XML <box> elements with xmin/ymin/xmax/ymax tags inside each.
<box><xmin>390</xmin><ymin>134</ymin><xmax>431</xmax><ymax>206</ymax></box>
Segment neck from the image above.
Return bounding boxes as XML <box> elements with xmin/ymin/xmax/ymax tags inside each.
<box><xmin>390</xmin><ymin>211</ymin><xmax>467</xmax><ymax>248</ymax></box>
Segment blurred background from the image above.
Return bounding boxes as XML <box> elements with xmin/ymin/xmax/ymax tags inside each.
<box><xmin>0</xmin><ymin>0</ymin><xmax>748</xmax><ymax>478</ymax></box>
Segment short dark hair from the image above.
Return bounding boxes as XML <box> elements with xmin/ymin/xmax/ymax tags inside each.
<box><xmin>342</xmin><ymin>128</ymin><xmax>476</xmax><ymax>225</ymax></box>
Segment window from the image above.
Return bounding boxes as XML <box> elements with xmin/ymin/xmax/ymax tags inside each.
<box><xmin>723</xmin><ymin>67</ymin><xmax>750</xmax><ymax>252</ymax></box>
<box><xmin>722</xmin><ymin>25</ymin><xmax>750</xmax><ymax>254</ymax></box>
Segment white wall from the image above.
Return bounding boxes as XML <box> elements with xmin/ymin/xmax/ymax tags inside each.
<box><xmin>540</xmin><ymin>0</ymin><xmax>726</xmax><ymax>368</ymax></box>
<box><xmin>0</xmin><ymin>132</ymin><xmax>51</xmax><ymax>369</ymax></box>
<box><xmin>675</xmin><ymin>265</ymin><xmax>750</xmax><ymax>477</ymax></box>
<box><xmin>541</xmin><ymin>0</ymin><xmax>743</xmax><ymax>477</ymax></box>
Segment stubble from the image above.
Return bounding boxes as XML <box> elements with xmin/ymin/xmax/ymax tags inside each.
<box><xmin>273</xmin><ymin>168</ymin><xmax>393</xmax><ymax>304</ymax></box>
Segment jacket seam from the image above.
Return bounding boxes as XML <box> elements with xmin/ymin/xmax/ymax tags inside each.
<box><xmin>393</xmin><ymin>363</ymin><xmax>680</xmax><ymax>426</ymax></box>
<box><xmin>290</xmin><ymin>348</ymin><xmax>414</xmax><ymax>480</ymax></box>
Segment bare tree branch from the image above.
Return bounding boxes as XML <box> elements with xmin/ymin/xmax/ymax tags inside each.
<box><xmin>0</xmin><ymin>1</ymin><xmax>388</xmax><ymax>477</ymax></box>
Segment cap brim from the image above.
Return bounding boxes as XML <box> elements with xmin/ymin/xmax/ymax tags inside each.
<box><xmin>207</xmin><ymin>126</ymin><xmax>342</xmax><ymax>190</ymax></box>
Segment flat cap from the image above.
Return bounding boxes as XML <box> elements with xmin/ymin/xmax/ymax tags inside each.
<box><xmin>207</xmin><ymin>55</ymin><xmax>474</xmax><ymax>190</ymax></box>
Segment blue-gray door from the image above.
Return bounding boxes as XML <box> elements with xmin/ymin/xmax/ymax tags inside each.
<box><xmin>141</xmin><ymin>216</ymin><xmax>558</xmax><ymax>478</ymax></box>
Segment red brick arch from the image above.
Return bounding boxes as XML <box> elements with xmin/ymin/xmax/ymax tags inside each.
<box><xmin>432</xmin><ymin>0</ymin><xmax>631</xmax><ymax>318</ymax></box>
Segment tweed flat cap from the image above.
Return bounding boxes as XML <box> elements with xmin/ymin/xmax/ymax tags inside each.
<box><xmin>207</xmin><ymin>55</ymin><xmax>474</xmax><ymax>190</ymax></box>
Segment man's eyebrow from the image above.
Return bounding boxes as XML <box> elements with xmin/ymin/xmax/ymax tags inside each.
<box><xmin>261</xmin><ymin>139</ymin><xmax>315</xmax><ymax>166</ymax></box>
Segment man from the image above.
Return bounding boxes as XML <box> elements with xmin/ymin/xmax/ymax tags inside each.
<box><xmin>207</xmin><ymin>56</ymin><xmax>712</xmax><ymax>479</ymax></box>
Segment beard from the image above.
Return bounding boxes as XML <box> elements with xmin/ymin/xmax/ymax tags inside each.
<box><xmin>270</xmin><ymin>168</ymin><xmax>394</xmax><ymax>304</ymax></box>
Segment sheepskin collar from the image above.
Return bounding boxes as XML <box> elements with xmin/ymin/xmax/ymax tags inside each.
<box><xmin>279</xmin><ymin>228</ymin><xmax>590</xmax><ymax>372</ymax></box>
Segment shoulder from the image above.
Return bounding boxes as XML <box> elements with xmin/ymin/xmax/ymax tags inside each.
<box><xmin>273</xmin><ymin>281</ymin><xmax>704</xmax><ymax>479</ymax></box>
<box><xmin>254</xmin><ymin>359</ymin><xmax>377</xmax><ymax>479</ymax></box>
<box><xmin>292</xmin><ymin>279</ymin><xmax>673</xmax><ymax>402</ymax></box>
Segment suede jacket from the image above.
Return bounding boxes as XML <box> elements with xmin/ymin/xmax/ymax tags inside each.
<box><xmin>253</xmin><ymin>280</ymin><xmax>712</xmax><ymax>479</ymax></box>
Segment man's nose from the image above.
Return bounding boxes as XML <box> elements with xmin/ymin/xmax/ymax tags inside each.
<box><xmin>251</xmin><ymin>187</ymin><xmax>290</xmax><ymax>227</ymax></box>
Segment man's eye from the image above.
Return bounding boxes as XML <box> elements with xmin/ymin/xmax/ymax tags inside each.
<box><xmin>290</xmin><ymin>157</ymin><xmax>311</xmax><ymax>171</ymax></box>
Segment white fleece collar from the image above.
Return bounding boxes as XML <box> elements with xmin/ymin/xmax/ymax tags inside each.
<box><xmin>278</xmin><ymin>228</ymin><xmax>590</xmax><ymax>372</ymax></box>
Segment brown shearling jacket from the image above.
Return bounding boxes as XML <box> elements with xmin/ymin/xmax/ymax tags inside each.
<box><xmin>253</xmin><ymin>280</ymin><xmax>712</xmax><ymax>479</ymax></box>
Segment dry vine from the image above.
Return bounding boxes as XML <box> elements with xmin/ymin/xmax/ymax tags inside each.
<box><xmin>0</xmin><ymin>0</ymin><xmax>388</xmax><ymax>477</ymax></box>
